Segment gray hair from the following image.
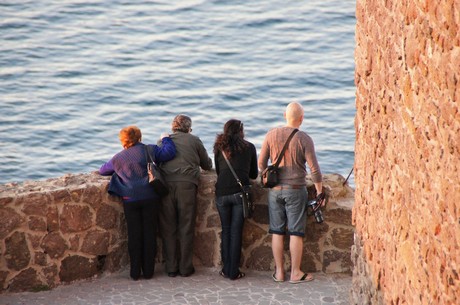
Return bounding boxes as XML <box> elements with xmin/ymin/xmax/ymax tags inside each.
<box><xmin>172</xmin><ymin>114</ymin><xmax>192</xmax><ymax>132</ymax></box>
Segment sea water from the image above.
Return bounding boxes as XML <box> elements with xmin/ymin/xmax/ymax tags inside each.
<box><xmin>0</xmin><ymin>0</ymin><xmax>356</xmax><ymax>186</ymax></box>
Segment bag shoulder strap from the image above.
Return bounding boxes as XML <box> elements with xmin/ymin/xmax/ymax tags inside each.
<box><xmin>221</xmin><ymin>150</ymin><xmax>244</xmax><ymax>190</ymax></box>
<box><xmin>272</xmin><ymin>129</ymin><xmax>298</xmax><ymax>168</ymax></box>
<box><xmin>144</xmin><ymin>144</ymin><xmax>154</xmax><ymax>163</ymax></box>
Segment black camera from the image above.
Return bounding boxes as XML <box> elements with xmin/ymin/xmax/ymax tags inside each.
<box><xmin>306</xmin><ymin>193</ymin><xmax>326</xmax><ymax>223</ymax></box>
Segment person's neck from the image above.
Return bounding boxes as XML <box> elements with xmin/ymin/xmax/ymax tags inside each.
<box><xmin>286</xmin><ymin>123</ymin><xmax>300</xmax><ymax>129</ymax></box>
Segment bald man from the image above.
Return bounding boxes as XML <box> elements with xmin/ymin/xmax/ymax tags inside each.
<box><xmin>258</xmin><ymin>102</ymin><xmax>323</xmax><ymax>284</ymax></box>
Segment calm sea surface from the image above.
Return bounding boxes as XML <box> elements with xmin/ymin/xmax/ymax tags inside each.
<box><xmin>0</xmin><ymin>0</ymin><xmax>356</xmax><ymax>186</ymax></box>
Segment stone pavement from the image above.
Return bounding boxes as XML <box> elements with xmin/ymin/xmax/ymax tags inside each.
<box><xmin>1</xmin><ymin>266</ymin><xmax>352</xmax><ymax>305</ymax></box>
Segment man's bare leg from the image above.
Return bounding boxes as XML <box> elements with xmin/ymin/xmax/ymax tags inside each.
<box><xmin>290</xmin><ymin>235</ymin><xmax>306</xmax><ymax>281</ymax></box>
<box><xmin>272</xmin><ymin>234</ymin><xmax>285</xmax><ymax>281</ymax></box>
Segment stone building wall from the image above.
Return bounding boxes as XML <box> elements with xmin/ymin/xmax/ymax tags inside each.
<box><xmin>0</xmin><ymin>172</ymin><xmax>354</xmax><ymax>293</ymax></box>
<box><xmin>352</xmin><ymin>0</ymin><xmax>460</xmax><ymax>304</ymax></box>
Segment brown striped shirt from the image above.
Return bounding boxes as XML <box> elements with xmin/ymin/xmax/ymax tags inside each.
<box><xmin>258</xmin><ymin>126</ymin><xmax>322</xmax><ymax>185</ymax></box>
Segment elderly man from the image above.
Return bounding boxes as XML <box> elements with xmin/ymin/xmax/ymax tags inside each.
<box><xmin>258</xmin><ymin>102</ymin><xmax>323</xmax><ymax>284</ymax></box>
<box><xmin>158</xmin><ymin>114</ymin><xmax>213</xmax><ymax>277</ymax></box>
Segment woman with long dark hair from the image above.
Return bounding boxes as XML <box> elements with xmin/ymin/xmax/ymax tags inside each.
<box><xmin>213</xmin><ymin>119</ymin><xmax>258</xmax><ymax>280</ymax></box>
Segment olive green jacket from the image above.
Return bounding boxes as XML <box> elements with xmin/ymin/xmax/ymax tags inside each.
<box><xmin>158</xmin><ymin>131</ymin><xmax>212</xmax><ymax>185</ymax></box>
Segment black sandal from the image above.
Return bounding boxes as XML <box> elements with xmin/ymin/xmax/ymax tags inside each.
<box><xmin>219</xmin><ymin>270</ymin><xmax>227</xmax><ymax>278</ymax></box>
<box><xmin>231</xmin><ymin>271</ymin><xmax>245</xmax><ymax>280</ymax></box>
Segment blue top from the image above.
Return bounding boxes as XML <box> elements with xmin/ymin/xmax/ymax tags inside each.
<box><xmin>99</xmin><ymin>138</ymin><xmax>176</xmax><ymax>202</ymax></box>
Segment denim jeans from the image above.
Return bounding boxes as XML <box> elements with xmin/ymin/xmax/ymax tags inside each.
<box><xmin>216</xmin><ymin>192</ymin><xmax>244</xmax><ymax>279</ymax></box>
<box><xmin>268</xmin><ymin>187</ymin><xmax>308</xmax><ymax>236</ymax></box>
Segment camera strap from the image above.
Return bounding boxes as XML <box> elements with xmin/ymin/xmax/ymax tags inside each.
<box><xmin>272</xmin><ymin>129</ymin><xmax>299</xmax><ymax>169</ymax></box>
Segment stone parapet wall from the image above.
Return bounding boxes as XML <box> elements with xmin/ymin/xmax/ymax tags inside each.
<box><xmin>0</xmin><ymin>172</ymin><xmax>354</xmax><ymax>293</ymax></box>
<box><xmin>0</xmin><ymin>174</ymin><xmax>129</xmax><ymax>293</ymax></box>
<box><xmin>353</xmin><ymin>0</ymin><xmax>460</xmax><ymax>304</ymax></box>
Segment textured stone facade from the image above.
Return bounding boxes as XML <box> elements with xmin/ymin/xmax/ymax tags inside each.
<box><xmin>353</xmin><ymin>0</ymin><xmax>460</xmax><ymax>304</ymax></box>
<box><xmin>0</xmin><ymin>172</ymin><xmax>354</xmax><ymax>293</ymax></box>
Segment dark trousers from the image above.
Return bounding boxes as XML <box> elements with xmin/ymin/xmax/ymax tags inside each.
<box><xmin>216</xmin><ymin>192</ymin><xmax>245</xmax><ymax>279</ymax></box>
<box><xmin>123</xmin><ymin>198</ymin><xmax>159</xmax><ymax>279</ymax></box>
<box><xmin>159</xmin><ymin>181</ymin><xmax>197</xmax><ymax>275</ymax></box>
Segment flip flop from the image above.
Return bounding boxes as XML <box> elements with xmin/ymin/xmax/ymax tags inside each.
<box><xmin>272</xmin><ymin>273</ymin><xmax>284</xmax><ymax>282</ymax></box>
<box><xmin>289</xmin><ymin>273</ymin><xmax>314</xmax><ymax>284</ymax></box>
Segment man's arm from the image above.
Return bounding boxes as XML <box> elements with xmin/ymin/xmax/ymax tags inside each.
<box><xmin>197</xmin><ymin>138</ymin><xmax>212</xmax><ymax>170</ymax></box>
<box><xmin>258</xmin><ymin>136</ymin><xmax>270</xmax><ymax>171</ymax></box>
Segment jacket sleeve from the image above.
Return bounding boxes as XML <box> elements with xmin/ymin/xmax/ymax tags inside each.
<box><xmin>99</xmin><ymin>159</ymin><xmax>115</xmax><ymax>176</ymax></box>
<box><xmin>249</xmin><ymin>144</ymin><xmax>259</xmax><ymax>179</ymax></box>
<box><xmin>214</xmin><ymin>151</ymin><xmax>220</xmax><ymax>175</ymax></box>
<box><xmin>153</xmin><ymin>137</ymin><xmax>176</xmax><ymax>163</ymax></box>
<box><xmin>197</xmin><ymin>138</ymin><xmax>213</xmax><ymax>170</ymax></box>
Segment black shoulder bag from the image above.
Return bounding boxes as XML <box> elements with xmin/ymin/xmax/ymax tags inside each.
<box><xmin>144</xmin><ymin>145</ymin><xmax>169</xmax><ymax>197</ymax></box>
<box><xmin>221</xmin><ymin>150</ymin><xmax>253</xmax><ymax>219</ymax></box>
<box><xmin>261</xmin><ymin>129</ymin><xmax>298</xmax><ymax>188</ymax></box>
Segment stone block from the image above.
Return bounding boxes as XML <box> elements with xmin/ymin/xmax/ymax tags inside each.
<box><xmin>0</xmin><ymin>207</ymin><xmax>23</xmax><ymax>239</ymax></box>
<box><xmin>70</xmin><ymin>188</ymin><xmax>84</xmax><ymax>202</ymax></box>
<box><xmin>28</xmin><ymin>216</ymin><xmax>47</xmax><ymax>232</ymax></box>
<box><xmin>103</xmin><ymin>242</ymin><xmax>128</xmax><ymax>272</ymax></box>
<box><xmin>323</xmin><ymin>249</ymin><xmax>352</xmax><ymax>274</ymax></box>
<box><xmin>81</xmin><ymin>230</ymin><xmax>110</xmax><ymax>255</ymax></box>
<box><xmin>242</xmin><ymin>221</ymin><xmax>267</xmax><ymax>249</ymax></box>
<box><xmin>59</xmin><ymin>255</ymin><xmax>99</xmax><ymax>283</ymax></box>
<box><xmin>43</xmin><ymin>265</ymin><xmax>58</xmax><ymax>287</ymax></box>
<box><xmin>246</xmin><ymin>246</ymin><xmax>273</xmax><ymax>271</ymax></box>
<box><xmin>34</xmin><ymin>251</ymin><xmax>47</xmax><ymax>266</ymax></box>
<box><xmin>302</xmin><ymin>250</ymin><xmax>320</xmax><ymax>272</ymax></box>
<box><xmin>28</xmin><ymin>233</ymin><xmax>42</xmax><ymax>248</ymax></box>
<box><xmin>40</xmin><ymin>232</ymin><xmax>68</xmax><ymax>259</ymax></box>
<box><xmin>194</xmin><ymin>231</ymin><xmax>217</xmax><ymax>267</ymax></box>
<box><xmin>0</xmin><ymin>196</ymin><xmax>14</xmax><ymax>206</ymax></box>
<box><xmin>20</xmin><ymin>193</ymin><xmax>50</xmax><ymax>216</ymax></box>
<box><xmin>307</xmin><ymin>220</ymin><xmax>330</xmax><ymax>242</ymax></box>
<box><xmin>329</xmin><ymin>227</ymin><xmax>354</xmax><ymax>250</ymax></box>
<box><xmin>46</xmin><ymin>206</ymin><xmax>59</xmax><ymax>232</ymax></box>
<box><xmin>304</xmin><ymin>242</ymin><xmax>321</xmax><ymax>268</ymax></box>
<box><xmin>82</xmin><ymin>186</ymin><xmax>104</xmax><ymax>208</ymax></box>
<box><xmin>7</xmin><ymin>268</ymin><xmax>43</xmax><ymax>293</ymax></box>
<box><xmin>96</xmin><ymin>205</ymin><xmax>118</xmax><ymax>230</ymax></box>
<box><xmin>59</xmin><ymin>205</ymin><xmax>93</xmax><ymax>233</ymax></box>
<box><xmin>51</xmin><ymin>189</ymin><xmax>73</xmax><ymax>205</ymax></box>
<box><xmin>251</xmin><ymin>203</ymin><xmax>269</xmax><ymax>224</ymax></box>
<box><xmin>4</xmin><ymin>232</ymin><xmax>30</xmax><ymax>271</ymax></box>
<box><xmin>326</xmin><ymin>205</ymin><xmax>353</xmax><ymax>226</ymax></box>
<box><xmin>206</xmin><ymin>213</ymin><xmax>221</xmax><ymax>228</ymax></box>
<box><xmin>69</xmin><ymin>235</ymin><xmax>80</xmax><ymax>251</ymax></box>
<box><xmin>0</xmin><ymin>270</ymin><xmax>7</xmax><ymax>290</ymax></box>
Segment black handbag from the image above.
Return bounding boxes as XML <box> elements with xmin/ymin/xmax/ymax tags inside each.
<box><xmin>144</xmin><ymin>145</ymin><xmax>169</xmax><ymax>197</ymax></box>
<box><xmin>261</xmin><ymin>129</ymin><xmax>298</xmax><ymax>188</ymax></box>
<box><xmin>221</xmin><ymin>150</ymin><xmax>253</xmax><ymax>219</ymax></box>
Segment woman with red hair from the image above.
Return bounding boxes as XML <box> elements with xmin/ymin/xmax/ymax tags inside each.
<box><xmin>99</xmin><ymin>125</ymin><xmax>176</xmax><ymax>280</ymax></box>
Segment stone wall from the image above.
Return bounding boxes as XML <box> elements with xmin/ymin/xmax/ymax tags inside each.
<box><xmin>353</xmin><ymin>0</ymin><xmax>460</xmax><ymax>304</ymax></box>
<box><xmin>0</xmin><ymin>172</ymin><xmax>354</xmax><ymax>293</ymax></box>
